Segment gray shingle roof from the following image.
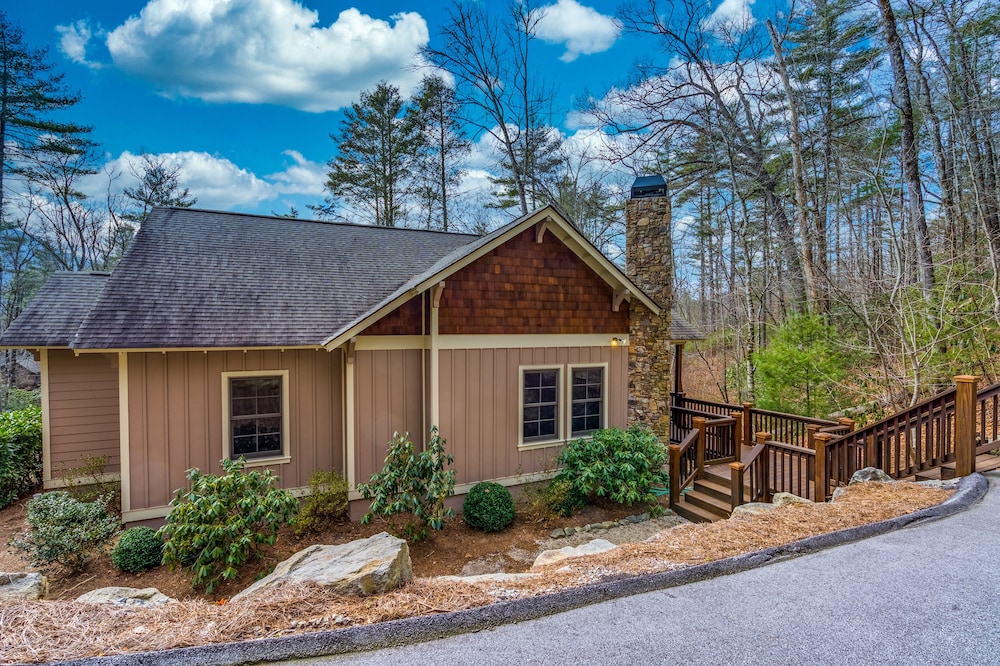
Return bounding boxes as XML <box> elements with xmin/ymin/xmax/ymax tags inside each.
<box><xmin>0</xmin><ymin>272</ymin><xmax>109</xmax><ymax>347</ymax></box>
<box><xmin>670</xmin><ymin>310</ymin><xmax>704</xmax><ymax>341</ymax></box>
<box><xmin>70</xmin><ymin>208</ymin><xmax>477</xmax><ymax>349</ymax></box>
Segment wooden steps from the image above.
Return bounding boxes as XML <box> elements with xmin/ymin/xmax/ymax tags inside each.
<box><xmin>672</xmin><ymin>469</ymin><xmax>750</xmax><ymax>523</ymax></box>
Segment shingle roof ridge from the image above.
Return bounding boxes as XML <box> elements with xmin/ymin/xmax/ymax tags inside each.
<box><xmin>153</xmin><ymin>206</ymin><xmax>480</xmax><ymax>239</ymax></box>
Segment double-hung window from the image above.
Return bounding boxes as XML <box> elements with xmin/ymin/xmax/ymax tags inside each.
<box><xmin>223</xmin><ymin>370</ymin><xmax>289</xmax><ymax>464</ymax></box>
<box><xmin>520</xmin><ymin>363</ymin><xmax>606</xmax><ymax>447</ymax></box>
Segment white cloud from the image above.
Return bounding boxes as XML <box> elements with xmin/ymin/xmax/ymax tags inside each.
<box><xmin>56</xmin><ymin>20</ymin><xmax>102</xmax><ymax>69</ymax></box>
<box><xmin>266</xmin><ymin>150</ymin><xmax>327</xmax><ymax>196</ymax></box>
<box><xmin>703</xmin><ymin>0</ymin><xmax>756</xmax><ymax>34</ymax></box>
<box><xmin>535</xmin><ymin>0</ymin><xmax>620</xmax><ymax>62</ymax></box>
<box><xmin>99</xmin><ymin>0</ymin><xmax>430</xmax><ymax>112</ymax></box>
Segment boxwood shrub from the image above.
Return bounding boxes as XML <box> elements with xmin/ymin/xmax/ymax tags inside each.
<box><xmin>463</xmin><ymin>481</ymin><xmax>515</xmax><ymax>532</ymax></box>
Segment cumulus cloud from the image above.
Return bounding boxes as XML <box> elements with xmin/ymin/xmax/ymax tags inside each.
<box><xmin>98</xmin><ymin>0</ymin><xmax>430</xmax><ymax>112</ymax></box>
<box><xmin>265</xmin><ymin>150</ymin><xmax>327</xmax><ymax>196</ymax></box>
<box><xmin>56</xmin><ymin>20</ymin><xmax>102</xmax><ymax>69</ymax></box>
<box><xmin>535</xmin><ymin>0</ymin><xmax>620</xmax><ymax>62</ymax></box>
<box><xmin>703</xmin><ymin>0</ymin><xmax>756</xmax><ymax>34</ymax></box>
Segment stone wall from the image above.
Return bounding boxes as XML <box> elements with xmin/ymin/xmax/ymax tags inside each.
<box><xmin>625</xmin><ymin>195</ymin><xmax>673</xmax><ymax>440</ymax></box>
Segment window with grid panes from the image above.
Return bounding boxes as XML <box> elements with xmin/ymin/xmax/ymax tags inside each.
<box><xmin>522</xmin><ymin>369</ymin><xmax>560</xmax><ymax>443</ymax></box>
<box><xmin>229</xmin><ymin>376</ymin><xmax>283</xmax><ymax>459</ymax></box>
<box><xmin>570</xmin><ymin>367</ymin><xmax>603</xmax><ymax>436</ymax></box>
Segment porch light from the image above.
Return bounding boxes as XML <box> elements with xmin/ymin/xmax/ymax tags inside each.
<box><xmin>611</xmin><ymin>337</ymin><xmax>627</xmax><ymax>347</ymax></box>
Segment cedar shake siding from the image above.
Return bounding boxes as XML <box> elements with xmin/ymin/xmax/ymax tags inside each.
<box><xmin>353</xmin><ymin>349</ymin><xmax>425</xmax><ymax>487</ymax></box>
<box><xmin>360</xmin><ymin>295</ymin><xmax>427</xmax><ymax>336</ymax></box>
<box><xmin>125</xmin><ymin>349</ymin><xmax>343</xmax><ymax>513</ymax></box>
<box><xmin>437</xmin><ymin>345</ymin><xmax>628</xmax><ymax>485</ymax></box>
<box><xmin>46</xmin><ymin>350</ymin><xmax>120</xmax><ymax>481</ymax></box>
<box><xmin>438</xmin><ymin>228</ymin><xmax>630</xmax><ymax>335</ymax></box>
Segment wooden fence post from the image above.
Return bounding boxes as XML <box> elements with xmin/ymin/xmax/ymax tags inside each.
<box><xmin>742</xmin><ymin>402</ymin><xmax>755</xmax><ymax>446</ymax></box>
<box><xmin>954</xmin><ymin>375</ymin><xmax>979</xmax><ymax>477</ymax></box>
<box><xmin>838</xmin><ymin>417</ymin><xmax>856</xmax><ymax>432</ymax></box>
<box><xmin>730</xmin><ymin>410</ymin><xmax>744</xmax><ymax>460</ymax></box>
<box><xmin>729</xmin><ymin>462</ymin><xmax>745</xmax><ymax>511</ymax></box>
<box><xmin>668</xmin><ymin>445</ymin><xmax>681</xmax><ymax>509</ymax></box>
<box><xmin>814</xmin><ymin>433</ymin><xmax>833</xmax><ymax>502</ymax></box>
<box><xmin>694</xmin><ymin>416</ymin><xmax>707</xmax><ymax>479</ymax></box>
<box><xmin>756</xmin><ymin>431</ymin><xmax>772</xmax><ymax>502</ymax></box>
<box><xmin>806</xmin><ymin>424</ymin><xmax>820</xmax><ymax>450</ymax></box>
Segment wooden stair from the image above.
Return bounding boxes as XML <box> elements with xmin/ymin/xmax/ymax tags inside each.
<box><xmin>907</xmin><ymin>452</ymin><xmax>1000</xmax><ymax>482</ymax></box>
<box><xmin>672</xmin><ymin>469</ymin><xmax>749</xmax><ymax>523</ymax></box>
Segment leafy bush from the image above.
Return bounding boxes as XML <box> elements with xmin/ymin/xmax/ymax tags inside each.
<box><xmin>294</xmin><ymin>469</ymin><xmax>349</xmax><ymax>535</ymax></box>
<box><xmin>9</xmin><ymin>491</ymin><xmax>120</xmax><ymax>571</ymax></box>
<box><xmin>463</xmin><ymin>481</ymin><xmax>515</xmax><ymax>532</ymax></box>
<box><xmin>2</xmin><ymin>387</ymin><xmax>41</xmax><ymax>411</ymax></box>
<box><xmin>357</xmin><ymin>428</ymin><xmax>455</xmax><ymax>541</ymax></box>
<box><xmin>112</xmin><ymin>526</ymin><xmax>164</xmax><ymax>573</ymax></box>
<box><xmin>158</xmin><ymin>458</ymin><xmax>299</xmax><ymax>593</ymax></box>
<box><xmin>59</xmin><ymin>454</ymin><xmax>121</xmax><ymax>506</ymax></box>
<box><xmin>555</xmin><ymin>425</ymin><xmax>669</xmax><ymax>506</ymax></box>
<box><xmin>0</xmin><ymin>406</ymin><xmax>43</xmax><ymax>509</ymax></box>
<box><xmin>539</xmin><ymin>477</ymin><xmax>589</xmax><ymax>517</ymax></box>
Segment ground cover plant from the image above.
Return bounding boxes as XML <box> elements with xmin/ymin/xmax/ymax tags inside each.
<box><xmin>9</xmin><ymin>491</ymin><xmax>120</xmax><ymax>572</ymax></box>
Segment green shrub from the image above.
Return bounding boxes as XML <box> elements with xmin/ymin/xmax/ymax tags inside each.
<box><xmin>294</xmin><ymin>469</ymin><xmax>349</xmax><ymax>535</ymax></box>
<box><xmin>158</xmin><ymin>458</ymin><xmax>299</xmax><ymax>593</ymax></box>
<box><xmin>59</xmin><ymin>455</ymin><xmax>121</xmax><ymax>506</ymax></box>
<box><xmin>540</xmin><ymin>477</ymin><xmax>588</xmax><ymax>517</ymax></box>
<box><xmin>9</xmin><ymin>491</ymin><xmax>120</xmax><ymax>571</ymax></box>
<box><xmin>2</xmin><ymin>387</ymin><xmax>40</xmax><ymax>411</ymax></box>
<box><xmin>0</xmin><ymin>406</ymin><xmax>43</xmax><ymax>509</ymax></box>
<box><xmin>556</xmin><ymin>425</ymin><xmax>669</xmax><ymax>506</ymax></box>
<box><xmin>357</xmin><ymin>427</ymin><xmax>455</xmax><ymax>541</ymax></box>
<box><xmin>112</xmin><ymin>526</ymin><xmax>164</xmax><ymax>573</ymax></box>
<box><xmin>463</xmin><ymin>481</ymin><xmax>515</xmax><ymax>532</ymax></box>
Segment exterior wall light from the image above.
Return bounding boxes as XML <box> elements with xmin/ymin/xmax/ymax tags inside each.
<box><xmin>611</xmin><ymin>337</ymin><xmax>627</xmax><ymax>347</ymax></box>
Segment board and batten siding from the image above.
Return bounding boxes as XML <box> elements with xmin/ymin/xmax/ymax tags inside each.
<box><xmin>353</xmin><ymin>348</ymin><xmax>424</xmax><ymax>487</ymax></box>
<box><xmin>437</xmin><ymin>345</ymin><xmax>628</xmax><ymax>485</ymax></box>
<box><xmin>126</xmin><ymin>349</ymin><xmax>343</xmax><ymax>513</ymax></box>
<box><xmin>46</xmin><ymin>349</ymin><xmax>120</xmax><ymax>481</ymax></box>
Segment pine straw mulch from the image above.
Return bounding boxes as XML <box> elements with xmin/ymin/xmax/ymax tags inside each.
<box><xmin>0</xmin><ymin>482</ymin><xmax>952</xmax><ymax>665</ymax></box>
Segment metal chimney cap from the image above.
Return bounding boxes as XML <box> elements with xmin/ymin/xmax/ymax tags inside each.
<box><xmin>631</xmin><ymin>175</ymin><xmax>667</xmax><ymax>199</ymax></box>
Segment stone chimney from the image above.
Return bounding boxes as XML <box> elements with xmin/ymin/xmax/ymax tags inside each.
<box><xmin>625</xmin><ymin>176</ymin><xmax>673</xmax><ymax>440</ymax></box>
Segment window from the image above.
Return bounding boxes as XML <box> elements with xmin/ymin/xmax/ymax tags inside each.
<box><xmin>570</xmin><ymin>367</ymin><xmax>604</xmax><ymax>436</ymax></box>
<box><xmin>222</xmin><ymin>370</ymin><xmax>289</xmax><ymax>463</ymax></box>
<box><xmin>519</xmin><ymin>363</ymin><xmax>607</xmax><ymax>448</ymax></box>
<box><xmin>522</xmin><ymin>368</ymin><xmax>560</xmax><ymax>443</ymax></box>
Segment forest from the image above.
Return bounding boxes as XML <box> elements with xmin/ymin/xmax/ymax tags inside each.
<box><xmin>1</xmin><ymin>0</ymin><xmax>998</xmax><ymax>419</ymax></box>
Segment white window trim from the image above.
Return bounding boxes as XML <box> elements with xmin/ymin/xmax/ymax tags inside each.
<box><xmin>221</xmin><ymin>369</ymin><xmax>291</xmax><ymax>467</ymax></box>
<box><xmin>518</xmin><ymin>364</ymin><xmax>564</xmax><ymax>449</ymax></box>
<box><xmin>567</xmin><ymin>362</ymin><xmax>609</xmax><ymax>439</ymax></box>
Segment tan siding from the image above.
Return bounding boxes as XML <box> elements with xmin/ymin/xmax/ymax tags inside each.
<box><xmin>436</xmin><ymin>345</ymin><xmax>629</xmax><ymax>486</ymax></box>
<box><xmin>354</xmin><ymin>349</ymin><xmax>424</xmax><ymax>485</ymax></box>
<box><xmin>47</xmin><ymin>350</ymin><xmax>120</xmax><ymax>478</ymax></box>
<box><xmin>126</xmin><ymin>350</ymin><xmax>344</xmax><ymax>512</ymax></box>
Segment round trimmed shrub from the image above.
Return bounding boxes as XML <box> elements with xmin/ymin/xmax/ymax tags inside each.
<box><xmin>463</xmin><ymin>481</ymin><xmax>515</xmax><ymax>532</ymax></box>
<box><xmin>112</xmin><ymin>526</ymin><xmax>163</xmax><ymax>573</ymax></box>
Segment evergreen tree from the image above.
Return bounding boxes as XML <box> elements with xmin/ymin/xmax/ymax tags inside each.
<box><xmin>411</xmin><ymin>75</ymin><xmax>470</xmax><ymax>231</ymax></box>
<box><xmin>316</xmin><ymin>82</ymin><xmax>423</xmax><ymax>227</ymax></box>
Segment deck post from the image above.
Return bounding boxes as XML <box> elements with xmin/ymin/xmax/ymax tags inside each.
<box><xmin>756</xmin><ymin>431</ymin><xmax>771</xmax><ymax>501</ymax></box>
<box><xmin>730</xmin><ymin>410</ymin><xmax>743</xmax><ymax>460</ymax></box>
<box><xmin>813</xmin><ymin>433</ymin><xmax>833</xmax><ymax>502</ymax></box>
<box><xmin>694</xmin><ymin>416</ymin><xmax>707</xmax><ymax>479</ymax></box>
<box><xmin>806</xmin><ymin>423</ymin><xmax>820</xmax><ymax>450</ymax></box>
<box><xmin>742</xmin><ymin>402</ymin><xmax>755</xmax><ymax>446</ymax></box>
<box><xmin>729</xmin><ymin>462</ymin><xmax>745</xmax><ymax>510</ymax></box>
<box><xmin>668</xmin><ymin>444</ymin><xmax>681</xmax><ymax>508</ymax></box>
<box><xmin>954</xmin><ymin>375</ymin><xmax>978</xmax><ymax>477</ymax></box>
<box><xmin>838</xmin><ymin>417</ymin><xmax>856</xmax><ymax>432</ymax></box>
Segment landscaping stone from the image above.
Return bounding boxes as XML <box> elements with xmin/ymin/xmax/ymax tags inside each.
<box><xmin>831</xmin><ymin>487</ymin><xmax>849</xmax><ymax>501</ymax></box>
<box><xmin>532</xmin><ymin>539</ymin><xmax>618</xmax><ymax>569</ymax></box>
<box><xmin>0</xmin><ymin>572</ymin><xmax>46</xmax><ymax>601</ymax></box>
<box><xmin>772</xmin><ymin>492</ymin><xmax>813</xmax><ymax>508</ymax></box>
<box><xmin>438</xmin><ymin>573</ymin><xmax>543</xmax><ymax>585</ymax></box>
<box><xmin>232</xmin><ymin>532</ymin><xmax>411</xmax><ymax>601</ymax></box>
<box><xmin>460</xmin><ymin>555</ymin><xmax>504</xmax><ymax>577</ymax></box>
<box><xmin>730</xmin><ymin>502</ymin><xmax>776</xmax><ymax>519</ymax></box>
<box><xmin>550</xmin><ymin>528</ymin><xmax>566</xmax><ymax>539</ymax></box>
<box><xmin>916</xmin><ymin>478</ymin><xmax>961</xmax><ymax>490</ymax></box>
<box><xmin>76</xmin><ymin>587</ymin><xmax>175</xmax><ymax>607</ymax></box>
<box><xmin>849</xmin><ymin>467</ymin><xmax>893</xmax><ymax>485</ymax></box>
<box><xmin>565</xmin><ymin>527</ymin><xmax>576</xmax><ymax>536</ymax></box>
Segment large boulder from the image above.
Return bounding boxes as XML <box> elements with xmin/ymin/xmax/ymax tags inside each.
<box><xmin>730</xmin><ymin>502</ymin><xmax>776</xmax><ymax>519</ymax></box>
<box><xmin>232</xmin><ymin>532</ymin><xmax>411</xmax><ymax>601</ymax></box>
<box><xmin>532</xmin><ymin>539</ymin><xmax>617</xmax><ymax>569</ymax></box>
<box><xmin>0</xmin><ymin>572</ymin><xmax>46</xmax><ymax>601</ymax></box>
<box><xmin>849</xmin><ymin>467</ymin><xmax>893</xmax><ymax>485</ymax></box>
<box><xmin>76</xmin><ymin>587</ymin><xmax>175</xmax><ymax>607</ymax></box>
<box><xmin>772</xmin><ymin>492</ymin><xmax>813</xmax><ymax>508</ymax></box>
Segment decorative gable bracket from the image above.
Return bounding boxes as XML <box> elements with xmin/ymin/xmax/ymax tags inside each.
<box><xmin>613</xmin><ymin>288</ymin><xmax>630</xmax><ymax>312</ymax></box>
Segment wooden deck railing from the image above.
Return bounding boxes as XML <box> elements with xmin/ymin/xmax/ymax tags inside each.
<box><xmin>667</xmin><ymin>415</ymin><xmax>741</xmax><ymax>512</ymax></box>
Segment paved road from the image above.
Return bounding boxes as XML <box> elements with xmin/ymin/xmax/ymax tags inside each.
<box><xmin>286</xmin><ymin>474</ymin><xmax>1000</xmax><ymax>666</ymax></box>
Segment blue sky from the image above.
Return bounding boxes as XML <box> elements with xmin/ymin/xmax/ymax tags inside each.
<box><xmin>7</xmin><ymin>0</ymin><xmax>746</xmax><ymax>219</ymax></box>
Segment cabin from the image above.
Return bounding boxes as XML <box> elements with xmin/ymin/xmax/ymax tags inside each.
<box><xmin>0</xmin><ymin>188</ymin><xmax>690</xmax><ymax>524</ymax></box>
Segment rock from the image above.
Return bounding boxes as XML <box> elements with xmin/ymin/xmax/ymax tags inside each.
<box><xmin>550</xmin><ymin>528</ymin><xmax>566</xmax><ymax>539</ymax></box>
<box><xmin>831</xmin><ymin>487</ymin><xmax>849</xmax><ymax>501</ymax></box>
<box><xmin>638</xmin><ymin>512</ymin><xmax>651</xmax><ymax>521</ymax></box>
<box><xmin>581</xmin><ymin>524</ymin><xmax>591</xmax><ymax>532</ymax></box>
<box><xmin>730</xmin><ymin>502</ymin><xmax>776</xmax><ymax>519</ymax></box>
<box><xmin>601</xmin><ymin>521</ymin><xmax>616</xmax><ymax>529</ymax></box>
<box><xmin>915</xmin><ymin>478</ymin><xmax>960</xmax><ymax>490</ymax></box>
<box><xmin>232</xmin><ymin>532</ymin><xmax>411</xmax><ymax>601</ymax></box>
<box><xmin>0</xmin><ymin>572</ymin><xmax>46</xmax><ymax>601</ymax></box>
<box><xmin>460</xmin><ymin>556</ymin><xmax>504</xmax><ymax>577</ymax></box>
<box><xmin>849</xmin><ymin>467</ymin><xmax>893</xmax><ymax>485</ymax></box>
<box><xmin>565</xmin><ymin>527</ymin><xmax>576</xmax><ymax>536</ymax></box>
<box><xmin>772</xmin><ymin>492</ymin><xmax>813</xmax><ymax>508</ymax></box>
<box><xmin>532</xmin><ymin>539</ymin><xmax>618</xmax><ymax>569</ymax></box>
<box><xmin>76</xmin><ymin>587</ymin><xmax>174</xmax><ymax>607</ymax></box>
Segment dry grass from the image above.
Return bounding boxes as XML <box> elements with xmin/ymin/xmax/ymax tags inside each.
<box><xmin>0</xmin><ymin>482</ymin><xmax>951</xmax><ymax>665</ymax></box>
